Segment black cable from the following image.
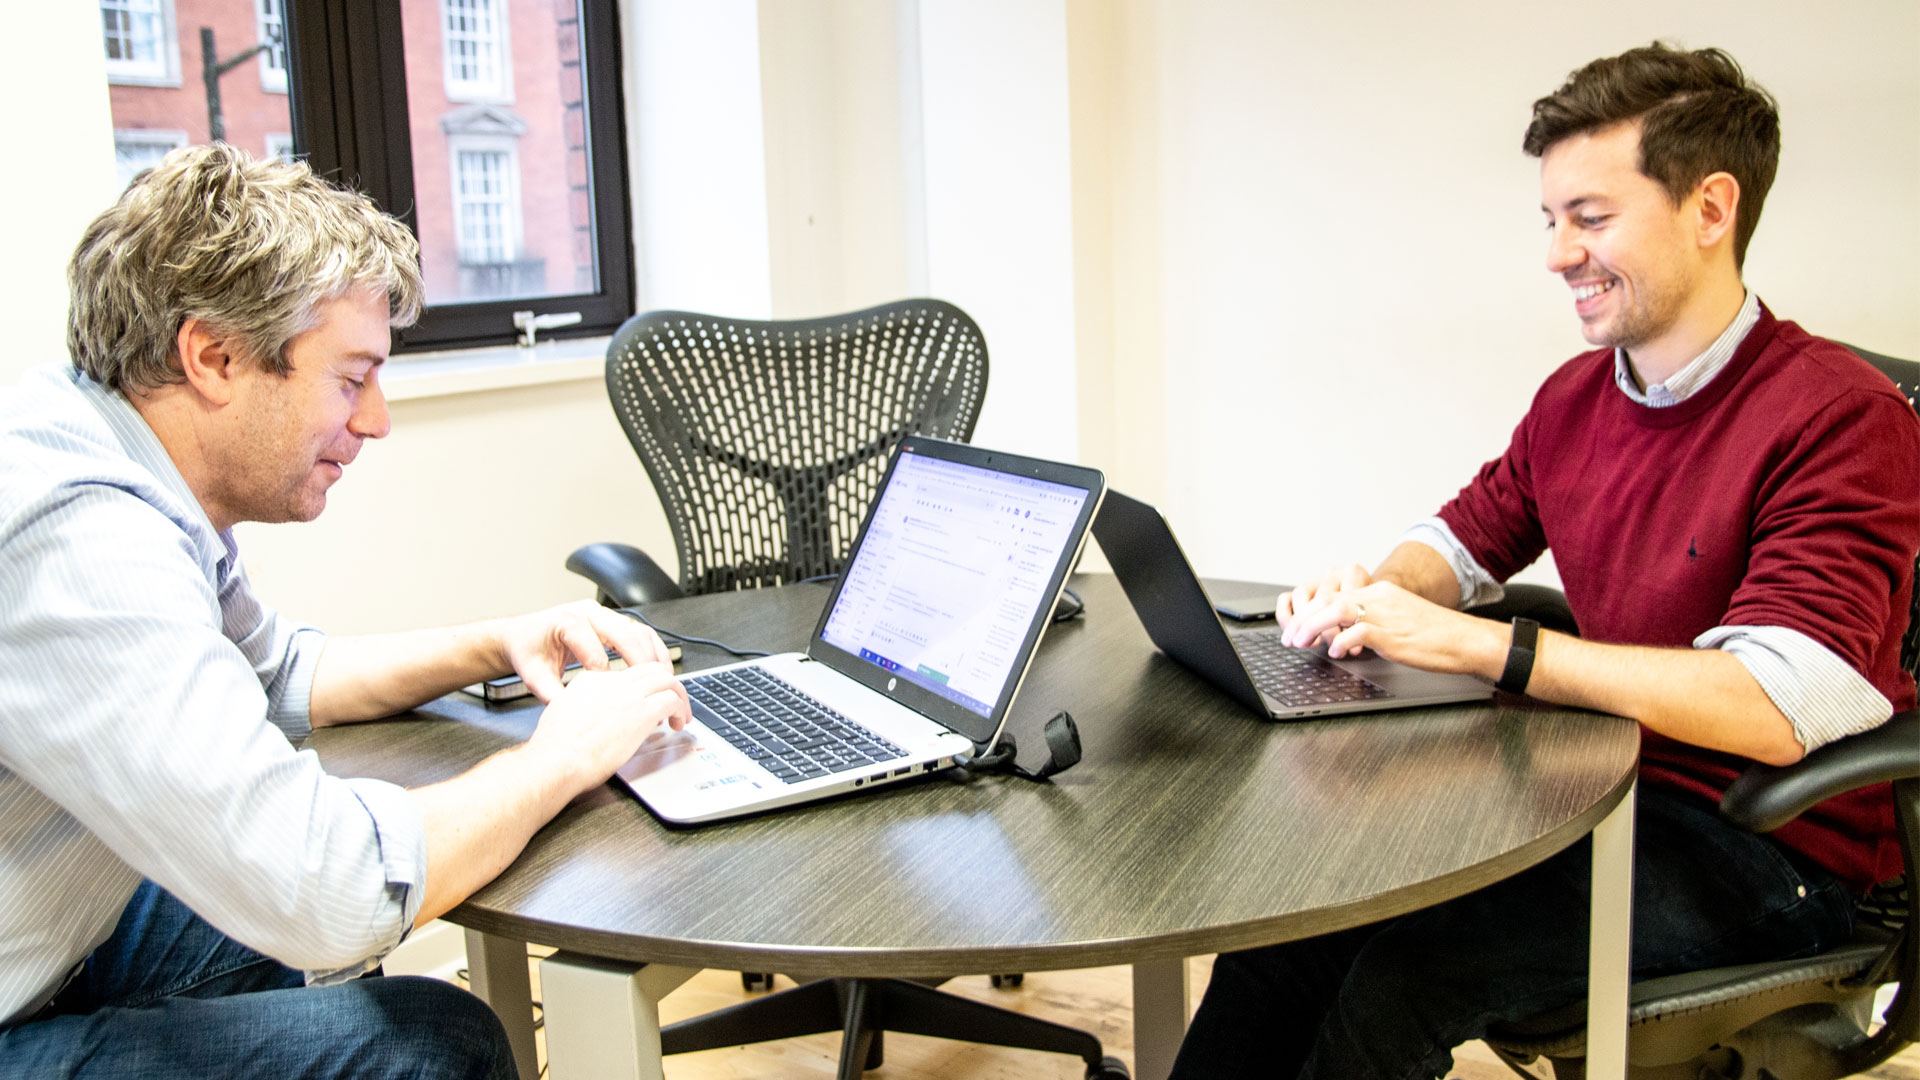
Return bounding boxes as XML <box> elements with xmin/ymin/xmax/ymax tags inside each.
<box><xmin>619</xmin><ymin>606</ymin><xmax>772</xmax><ymax>659</ymax></box>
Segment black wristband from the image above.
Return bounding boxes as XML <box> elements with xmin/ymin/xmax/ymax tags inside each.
<box><xmin>1497</xmin><ymin>617</ymin><xmax>1540</xmax><ymax>694</ymax></box>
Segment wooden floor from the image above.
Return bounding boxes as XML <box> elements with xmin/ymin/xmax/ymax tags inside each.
<box><xmin>468</xmin><ymin>950</ymin><xmax>1920</xmax><ymax>1079</ymax></box>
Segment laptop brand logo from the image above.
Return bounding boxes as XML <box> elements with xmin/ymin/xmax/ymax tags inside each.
<box><xmin>887</xmin><ymin>677</ymin><xmax>897</xmax><ymax>692</ymax></box>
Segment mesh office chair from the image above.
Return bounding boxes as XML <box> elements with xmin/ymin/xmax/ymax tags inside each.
<box><xmin>1474</xmin><ymin>346</ymin><xmax>1920</xmax><ymax>1080</ymax></box>
<box><xmin>566</xmin><ymin>299</ymin><xmax>1128</xmax><ymax>1080</ymax></box>
<box><xmin>566</xmin><ymin>298</ymin><xmax>989</xmax><ymax>604</ymax></box>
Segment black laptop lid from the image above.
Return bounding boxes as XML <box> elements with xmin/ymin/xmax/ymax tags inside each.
<box><xmin>808</xmin><ymin>436</ymin><xmax>1105</xmax><ymax>747</ymax></box>
<box><xmin>1091</xmin><ymin>489</ymin><xmax>1269</xmax><ymax>714</ymax></box>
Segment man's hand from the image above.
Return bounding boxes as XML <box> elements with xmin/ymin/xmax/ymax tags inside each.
<box><xmin>1278</xmin><ymin>563</ymin><xmax>1374</xmax><ymax>650</ymax></box>
<box><xmin>1281</xmin><ymin>581</ymin><xmax>1509</xmax><ymax>679</ymax></box>
<box><xmin>522</xmin><ymin>662</ymin><xmax>692</xmax><ymax>789</ymax></box>
<box><xmin>497</xmin><ymin>600</ymin><xmax>678</xmax><ymax>704</ymax></box>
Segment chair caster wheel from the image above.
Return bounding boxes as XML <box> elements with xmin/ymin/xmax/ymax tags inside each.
<box><xmin>741</xmin><ymin>972</ymin><xmax>774</xmax><ymax>992</ymax></box>
<box><xmin>989</xmin><ymin>972</ymin><xmax>1024</xmax><ymax>989</ymax></box>
<box><xmin>1086</xmin><ymin>1055</ymin><xmax>1130</xmax><ymax>1079</ymax></box>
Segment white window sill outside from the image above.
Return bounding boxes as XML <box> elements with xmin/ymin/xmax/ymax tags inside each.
<box><xmin>385</xmin><ymin>335</ymin><xmax>610</xmax><ymax>402</ymax></box>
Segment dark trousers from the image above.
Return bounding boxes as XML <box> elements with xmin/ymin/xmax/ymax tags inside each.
<box><xmin>0</xmin><ymin>881</ymin><xmax>517</xmax><ymax>1080</ymax></box>
<box><xmin>1169</xmin><ymin>787</ymin><xmax>1857</xmax><ymax>1080</ymax></box>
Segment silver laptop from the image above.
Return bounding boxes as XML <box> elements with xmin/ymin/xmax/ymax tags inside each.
<box><xmin>1093</xmin><ymin>490</ymin><xmax>1493</xmax><ymax>720</ymax></box>
<box><xmin>619</xmin><ymin>436</ymin><xmax>1106</xmax><ymax>823</ymax></box>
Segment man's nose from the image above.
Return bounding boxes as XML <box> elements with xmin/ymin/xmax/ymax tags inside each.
<box><xmin>351</xmin><ymin>378</ymin><xmax>392</xmax><ymax>439</ymax></box>
<box><xmin>1545</xmin><ymin>224</ymin><xmax>1585</xmax><ymax>275</ymax></box>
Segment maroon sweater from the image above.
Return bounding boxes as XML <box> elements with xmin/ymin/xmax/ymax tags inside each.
<box><xmin>1439</xmin><ymin>304</ymin><xmax>1920</xmax><ymax>892</ymax></box>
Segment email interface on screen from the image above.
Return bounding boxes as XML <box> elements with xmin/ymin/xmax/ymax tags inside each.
<box><xmin>821</xmin><ymin>453</ymin><xmax>1090</xmax><ymax>717</ymax></box>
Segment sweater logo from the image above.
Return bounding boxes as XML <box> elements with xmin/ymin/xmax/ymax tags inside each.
<box><xmin>1687</xmin><ymin>537</ymin><xmax>1699</xmax><ymax>560</ymax></box>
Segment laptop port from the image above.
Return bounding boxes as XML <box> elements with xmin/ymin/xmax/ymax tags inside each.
<box><xmin>893</xmin><ymin>767</ymin><xmax>911</xmax><ymax>776</ymax></box>
<box><xmin>852</xmin><ymin>778</ymin><xmax>864</xmax><ymax>787</ymax></box>
<box><xmin>868</xmin><ymin>773</ymin><xmax>887</xmax><ymax>783</ymax></box>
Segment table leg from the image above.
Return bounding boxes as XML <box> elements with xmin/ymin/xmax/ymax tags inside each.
<box><xmin>539</xmin><ymin>952</ymin><xmax>697</xmax><ymax>1080</ymax></box>
<box><xmin>1586</xmin><ymin>780</ymin><xmax>1636</xmax><ymax>1080</ymax></box>
<box><xmin>464</xmin><ymin>930</ymin><xmax>540</xmax><ymax>1080</ymax></box>
<box><xmin>1132</xmin><ymin>956</ymin><xmax>1191</xmax><ymax>1080</ymax></box>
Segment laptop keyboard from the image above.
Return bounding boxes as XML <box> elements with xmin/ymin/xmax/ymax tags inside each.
<box><xmin>683</xmin><ymin>666</ymin><xmax>905</xmax><ymax>785</ymax></box>
<box><xmin>1235</xmin><ymin>630</ymin><xmax>1391</xmax><ymax>707</ymax></box>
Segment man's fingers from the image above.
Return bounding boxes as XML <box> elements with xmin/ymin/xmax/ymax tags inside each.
<box><xmin>589</xmin><ymin>605</ymin><xmax>672</xmax><ymax>667</ymax></box>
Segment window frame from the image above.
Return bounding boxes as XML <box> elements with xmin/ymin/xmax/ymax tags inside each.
<box><xmin>449</xmin><ymin>136</ymin><xmax>523</xmax><ymax>267</ymax></box>
<box><xmin>287</xmin><ymin>0</ymin><xmax>635</xmax><ymax>353</ymax></box>
<box><xmin>102</xmin><ymin>0</ymin><xmax>182</xmax><ymax>87</ymax></box>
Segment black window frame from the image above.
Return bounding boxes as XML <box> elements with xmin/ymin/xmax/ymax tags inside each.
<box><xmin>286</xmin><ymin>0</ymin><xmax>634</xmax><ymax>352</ymax></box>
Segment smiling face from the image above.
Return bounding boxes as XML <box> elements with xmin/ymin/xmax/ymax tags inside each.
<box><xmin>207</xmin><ymin>290</ymin><xmax>393</xmax><ymax>528</ymax></box>
<box><xmin>1539</xmin><ymin>121</ymin><xmax>1704</xmax><ymax>355</ymax></box>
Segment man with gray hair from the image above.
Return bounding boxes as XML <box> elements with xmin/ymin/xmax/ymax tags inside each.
<box><xmin>0</xmin><ymin>144</ymin><xmax>692</xmax><ymax>1077</ymax></box>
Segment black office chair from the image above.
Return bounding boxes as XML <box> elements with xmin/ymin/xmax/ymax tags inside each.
<box><xmin>566</xmin><ymin>299</ymin><xmax>1128</xmax><ymax>1080</ymax></box>
<box><xmin>566</xmin><ymin>297</ymin><xmax>988</xmax><ymax>604</ymax></box>
<box><xmin>1475</xmin><ymin>345</ymin><xmax>1920</xmax><ymax>1079</ymax></box>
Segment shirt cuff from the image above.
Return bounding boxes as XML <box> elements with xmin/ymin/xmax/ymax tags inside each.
<box><xmin>303</xmin><ymin>778</ymin><xmax>427</xmax><ymax>986</ymax></box>
<box><xmin>1695</xmin><ymin>624</ymin><xmax>1894</xmax><ymax>754</ymax></box>
<box><xmin>1400</xmin><ymin>517</ymin><xmax>1506</xmax><ymax>609</ymax></box>
<box><xmin>265</xmin><ymin>627</ymin><xmax>326</xmax><ymax>742</ymax></box>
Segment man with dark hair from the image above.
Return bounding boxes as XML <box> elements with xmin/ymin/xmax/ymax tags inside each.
<box><xmin>0</xmin><ymin>144</ymin><xmax>692</xmax><ymax>1078</ymax></box>
<box><xmin>1169</xmin><ymin>43</ymin><xmax>1918</xmax><ymax>1080</ymax></box>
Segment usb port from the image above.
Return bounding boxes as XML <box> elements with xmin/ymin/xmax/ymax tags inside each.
<box><xmin>869</xmin><ymin>773</ymin><xmax>887</xmax><ymax>783</ymax></box>
<box><xmin>893</xmin><ymin>767</ymin><xmax>911</xmax><ymax>776</ymax></box>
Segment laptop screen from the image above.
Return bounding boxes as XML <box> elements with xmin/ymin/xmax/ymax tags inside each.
<box><xmin>819</xmin><ymin>449</ymin><xmax>1093</xmax><ymax>719</ymax></box>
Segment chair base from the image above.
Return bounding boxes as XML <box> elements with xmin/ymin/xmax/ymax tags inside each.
<box><xmin>659</xmin><ymin>975</ymin><xmax>1128</xmax><ymax>1079</ymax></box>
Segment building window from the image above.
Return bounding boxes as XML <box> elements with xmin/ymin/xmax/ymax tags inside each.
<box><xmin>114</xmin><ymin>129</ymin><xmax>188</xmax><ymax>191</ymax></box>
<box><xmin>442</xmin><ymin>0</ymin><xmax>512</xmax><ymax>103</ymax></box>
<box><xmin>102</xmin><ymin>0</ymin><xmax>179</xmax><ymax>87</ymax></box>
<box><xmin>291</xmin><ymin>0</ymin><xmax>631</xmax><ymax>351</ymax></box>
<box><xmin>455</xmin><ymin>146</ymin><xmax>517</xmax><ymax>264</ymax></box>
<box><xmin>263</xmin><ymin>132</ymin><xmax>295</xmax><ymax>162</ymax></box>
<box><xmin>256</xmin><ymin>0</ymin><xmax>288</xmax><ymax>94</ymax></box>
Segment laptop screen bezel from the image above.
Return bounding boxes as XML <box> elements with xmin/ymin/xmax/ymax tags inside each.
<box><xmin>805</xmin><ymin>435</ymin><xmax>1105</xmax><ymax>748</ymax></box>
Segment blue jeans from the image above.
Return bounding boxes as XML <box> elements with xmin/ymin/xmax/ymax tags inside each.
<box><xmin>0</xmin><ymin>882</ymin><xmax>517</xmax><ymax>1080</ymax></box>
<box><xmin>1169</xmin><ymin>786</ymin><xmax>1858</xmax><ymax>1080</ymax></box>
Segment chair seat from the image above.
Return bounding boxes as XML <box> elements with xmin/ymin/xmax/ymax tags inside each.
<box><xmin>1485</xmin><ymin>939</ymin><xmax>1891</xmax><ymax>1063</ymax></box>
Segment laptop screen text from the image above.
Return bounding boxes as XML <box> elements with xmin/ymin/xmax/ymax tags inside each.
<box><xmin>820</xmin><ymin>453</ymin><xmax>1090</xmax><ymax>717</ymax></box>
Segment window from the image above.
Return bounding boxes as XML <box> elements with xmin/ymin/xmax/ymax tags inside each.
<box><xmin>114</xmin><ymin>129</ymin><xmax>189</xmax><ymax>191</ymax></box>
<box><xmin>291</xmin><ymin>0</ymin><xmax>633</xmax><ymax>351</ymax></box>
<box><xmin>102</xmin><ymin>0</ymin><xmax>179</xmax><ymax>86</ymax></box>
<box><xmin>263</xmin><ymin>132</ymin><xmax>296</xmax><ymax>161</ymax></box>
<box><xmin>256</xmin><ymin>0</ymin><xmax>289</xmax><ymax>94</ymax></box>
<box><xmin>442</xmin><ymin>0</ymin><xmax>512</xmax><ymax>103</ymax></box>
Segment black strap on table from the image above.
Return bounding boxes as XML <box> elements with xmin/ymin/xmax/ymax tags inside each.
<box><xmin>955</xmin><ymin>710</ymin><xmax>1083</xmax><ymax>782</ymax></box>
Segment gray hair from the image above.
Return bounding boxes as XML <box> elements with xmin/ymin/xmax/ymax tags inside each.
<box><xmin>67</xmin><ymin>142</ymin><xmax>423</xmax><ymax>393</ymax></box>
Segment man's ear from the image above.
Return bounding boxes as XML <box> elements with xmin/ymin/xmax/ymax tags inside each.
<box><xmin>174</xmin><ymin>319</ymin><xmax>240</xmax><ymax>407</ymax></box>
<box><xmin>1694</xmin><ymin>171</ymin><xmax>1741</xmax><ymax>253</ymax></box>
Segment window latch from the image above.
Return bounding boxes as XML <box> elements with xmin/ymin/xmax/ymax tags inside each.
<box><xmin>513</xmin><ymin>310</ymin><xmax>583</xmax><ymax>347</ymax></box>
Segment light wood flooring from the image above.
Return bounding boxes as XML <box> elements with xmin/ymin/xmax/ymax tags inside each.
<box><xmin>467</xmin><ymin>949</ymin><xmax>1920</xmax><ymax>1079</ymax></box>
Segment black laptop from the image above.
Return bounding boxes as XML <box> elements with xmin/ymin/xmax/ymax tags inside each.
<box><xmin>1093</xmin><ymin>490</ymin><xmax>1494</xmax><ymax>720</ymax></box>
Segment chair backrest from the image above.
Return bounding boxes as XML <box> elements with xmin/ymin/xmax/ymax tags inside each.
<box><xmin>605</xmin><ymin>298</ymin><xmax>989</xmax><ymax>595</ymax></box>
<box><xmin>1847</xmin><ymin>344</ymin><xmax>1920</xmax><ymax>677</ymax></box>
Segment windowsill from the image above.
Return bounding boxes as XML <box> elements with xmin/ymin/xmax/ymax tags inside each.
<box><xmin>385</xmin><ymin>335</ymin><xmax>609</xmax><ymax>401</ymax></box>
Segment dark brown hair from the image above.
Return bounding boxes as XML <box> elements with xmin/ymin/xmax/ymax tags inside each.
<box><xmin>1523</xmin><ymin>43</ymin><xmax>1780</xmax><ymax>268</ymax></box>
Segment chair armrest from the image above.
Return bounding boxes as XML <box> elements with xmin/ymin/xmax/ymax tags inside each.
<box><xmin>1465</xmin><ymin>583</ymin><xmax>1580</xmax><ymax>636</ymax></box>
<box><xmin>1720</xmin><ymin>709</ymin><xmax>1920</xmax><ymax>832</ymax></box>
<box><xmin>564</xmin><ymin>542</ymin><xmax>686</xmax><ymax>607</ymax></box>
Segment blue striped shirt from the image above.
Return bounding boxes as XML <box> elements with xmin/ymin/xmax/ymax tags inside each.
<box><xmin>0</xmin><ymin>364</ymin><xmax>425</xmax><ymax>1027</ymax></box>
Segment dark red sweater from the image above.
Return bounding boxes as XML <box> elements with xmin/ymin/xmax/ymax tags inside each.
<box><xmin>1439</xmin><ymin>304</ymin><xmax>1920</xmax><ymax>891</ymax></box>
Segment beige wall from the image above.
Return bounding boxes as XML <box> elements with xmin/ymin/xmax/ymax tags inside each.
<box><xmin>12</xmin><ymin>1</ymin><xmax>1917</xmax><ymax>636</ymax></box>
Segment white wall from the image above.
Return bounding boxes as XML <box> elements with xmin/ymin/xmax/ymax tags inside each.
<box><xmin>1089</xmin><ymin>0</ymin><xmax>1920</xmax><ymax>590</ymax></box>
<box><xmin>0</xmin><ymin>7</ymin><xmax>117</xmax><ymax>386</ymax></box>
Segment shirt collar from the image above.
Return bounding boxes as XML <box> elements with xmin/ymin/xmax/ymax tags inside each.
<box><xmin>1613</xmin><ymin>290</ymin><xmax>1761</xmax><ymax>407</ymax></box>
<box><xmin>64</xmin><ymin>365</ymin><xmax>230</xmax><ymax>580</ymax></box>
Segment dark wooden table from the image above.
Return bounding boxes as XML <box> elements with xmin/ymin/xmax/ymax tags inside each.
<box><xmin>310</xmin><ymin>575</ymin><xmax>1640</xmax><ymax>1080</ymax></box>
